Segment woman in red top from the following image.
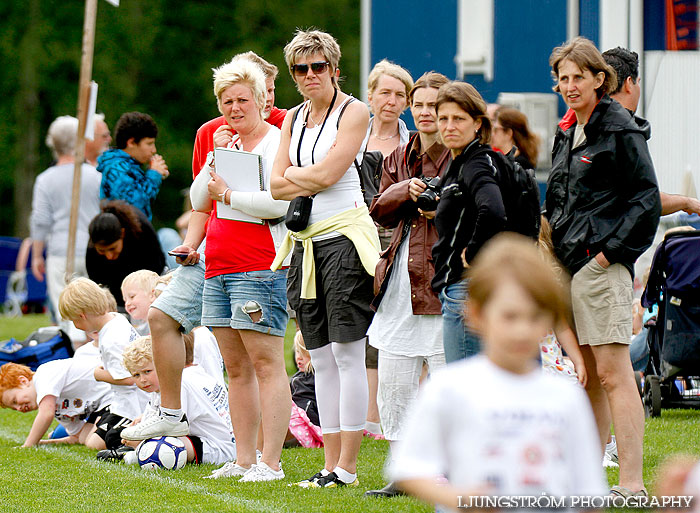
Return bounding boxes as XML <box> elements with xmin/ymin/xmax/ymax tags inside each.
<box><xmin>197</xmin><ymin>57</ymin><xmax>291</xmax><ymax>483</ymax></box>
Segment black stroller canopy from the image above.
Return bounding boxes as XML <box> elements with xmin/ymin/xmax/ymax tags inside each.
<box><xmin>642</xmin><ymin>230</ymin><xmax>700</xmax><ymax>307</ymax></box>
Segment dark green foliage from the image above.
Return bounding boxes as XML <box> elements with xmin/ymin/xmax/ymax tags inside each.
<box><xmin>0</xmin><ymin>0</ymin><xmax>360</xmax><ymax>236</ymax></box>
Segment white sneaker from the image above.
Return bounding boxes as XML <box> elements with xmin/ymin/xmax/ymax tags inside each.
<box><xmin>603</xmin><ymin>436</ymin><xmax>619</xmax><ymax>468</ymax></box>
<box><xmin>123</xmin><ymin>451</ymin><xmax>139</xmax><ymax>465</ymax></box>
<box><xmin>203</xmin><ymin>461</ymin><xmax>251</xmax><ymax>479</ymax></box>
<box><xmin>239</xmin><ymin>462</ymin><xmax>285</xmax><ymax>483</ymax></box>
<box><xmin>121</xmin><ymin>413</ymin><xmax>189</xmax><ymax>441</ymax></box>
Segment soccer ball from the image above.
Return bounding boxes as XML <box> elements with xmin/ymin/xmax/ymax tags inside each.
<box><xmin>136</xmin><ymin>436</ymin><xmax>187</xmax><ymax>470</ymax></box>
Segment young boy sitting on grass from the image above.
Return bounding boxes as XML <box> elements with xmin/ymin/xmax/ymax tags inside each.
<box><xmin>121</xmin><ymin>269</ymin><xmax>160</xmax><ymax>335</ymax></box>
<box><xmin>0</xmin><ymin>360</ymin><xmax>112</xmax><ymax>448</ymax></box>
<box><xmin>59</xmin><ymin>277</ymin><xmax>149</xmax><ymax>451</ymax></box>
<box><xmin>120</xmin><ymin>335</ymin><xmax>235</xmax><ymax>466</ymax></box>
<box><xmin>389</xmin><ymin>233</ymin><xmax>607</xmax><ymax>511</ymax></box>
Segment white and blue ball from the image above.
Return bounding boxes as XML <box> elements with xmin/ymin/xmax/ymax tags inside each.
<box><xmin>136</xmin><ymin>436</ymin><xmax>187</xmax><ymax>470</ymax></box>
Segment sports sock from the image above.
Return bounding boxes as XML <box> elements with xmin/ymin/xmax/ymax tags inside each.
<box><xmin>320</xmin><ymin>468</ymin><xmax>330</xmax><ymax>477</ymax></box>
<box><xmin>364</xmin><ymin>421</ymin><xmax>381</xmax><ymax>434</ymax></box>
<box><xmin>333</xmin><ymin>466</ymin><xmax>357</xmax><ymax>484</ymax></box>
<box><xmin>160</xmin><ymin>407</ymin><xmax>183</xmax><ymax>420</ymax></box>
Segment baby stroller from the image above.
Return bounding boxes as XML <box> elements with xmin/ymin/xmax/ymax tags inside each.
<box><xmin>641</xmin><ymin>230</ymin><xmax>700</xmax><ymax>417</ymax></box>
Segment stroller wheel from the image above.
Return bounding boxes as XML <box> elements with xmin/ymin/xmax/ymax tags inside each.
<box><xmin>635</xmin><ymin>372</ymin><xmax>643</xmax><ymax>398</ymax></box>
<box><xmin>644</xmin><ymin>375</ymin><xmax>661</xmax><ymax>417</ymax></box>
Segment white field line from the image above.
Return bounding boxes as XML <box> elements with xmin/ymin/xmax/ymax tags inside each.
<box><xmin>0</xmin><ymin>426</ymin><xmax>289</xmax><ymax>513</ymax></box>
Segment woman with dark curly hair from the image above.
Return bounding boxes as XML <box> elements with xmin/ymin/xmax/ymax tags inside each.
<box><xmin>86</xmin><ymin>200</ymin><xmax>165</xmax><ymax>307</ymax></box>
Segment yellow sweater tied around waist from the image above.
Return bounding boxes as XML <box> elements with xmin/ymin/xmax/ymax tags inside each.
<box><xmin>271</xmin><ymin>205</ymin><xmax>380</xmax><ymax>299</ymax></box>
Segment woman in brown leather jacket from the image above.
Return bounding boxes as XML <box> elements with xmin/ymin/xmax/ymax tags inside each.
<box><xmin>364</xmin><ymin>72</ymin><xmax>450</xmax><ymax>499</ymax></box>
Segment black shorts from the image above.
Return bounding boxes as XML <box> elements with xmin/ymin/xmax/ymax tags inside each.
<box><xmin>94</xmin><ymin>412</ymin><xmax>132</xmax><ymax>449</ymax></box>
<box><xmin>186</xmin><ymin>435</ymin><xmax>203</xmax><ymax>464</ymax></box>
<box><xmin>85</xmin><ymin>405</ymin><xmax>110</xmax><ymax>425</ymax></box>
<box><xmin>365</xmin><ymin>339</ymin><xmax>379</xmax><ymax>369</ymax></box>
<box><xmin>287</xmin><ymin>236</ymin><xmax>374</xmax><ymax>350</ymax></box>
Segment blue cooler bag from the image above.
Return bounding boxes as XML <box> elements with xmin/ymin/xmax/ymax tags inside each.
<box><xmin>0</xmin><ymin>327</ymin><xmax>74</xmax><ymax>370</ymax></box>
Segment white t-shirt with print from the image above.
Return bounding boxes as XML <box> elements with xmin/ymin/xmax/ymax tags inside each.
<box><xmin>34</xmin><ymin>358</ymin><xmax>113</xmax><ymax>435</ymax></box>
<box><xmin>193</xmin><ymin>327</ymin><xmax>224</xmax><ymax>385</ymax></box>
<box><xmin>389</xmin><ymin>355</ymin><xmax>606</xmax><ymax>511</ymax></box>
<box><xmin>139</xmin><ymin>365</ymin><xmax>235</xmax><ymax>465</ymax></box>
<box><xmin>98</xmin><ymin>313</ymin><xmax>149</xmax><ymax>420</ymax></box>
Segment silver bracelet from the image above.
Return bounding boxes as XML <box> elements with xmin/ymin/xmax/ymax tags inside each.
<box><xmin>220</xmin><ymin>187</ymin><xmax>231</xmax><ymax>204</ymax></box>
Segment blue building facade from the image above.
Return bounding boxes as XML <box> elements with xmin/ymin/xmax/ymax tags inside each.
<box><xmin>365</xmin><ymin>0</ymin><xmax>673</xmax><ymax>121</ymax></box>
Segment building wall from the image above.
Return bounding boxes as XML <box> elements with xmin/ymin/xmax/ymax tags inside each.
<box><xmin>367</xmin><ymin>0</ymin><xmax>698</xmax><ymax>198</ymax></box>
<box><xmin>464</xmin><ymin>0</ymin><xmax>568</xmax><ymax>109</ymax></box>
<box><xmin>369</xmin><ymin>0</ymin><xmax>570</xmax><ymax>123</ymax></box>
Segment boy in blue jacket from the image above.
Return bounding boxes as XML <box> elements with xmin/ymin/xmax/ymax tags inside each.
<box><xmin>98</xmin><ymin>112</ymin><xmax>169</xmax><ymax>221</ymax></box>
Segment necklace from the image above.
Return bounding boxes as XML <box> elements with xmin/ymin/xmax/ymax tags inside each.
<box><xmin>372</xmin><ymin>130</ymin><xmax>398</xmax><ymax>141</ymax></box>
<box><xmin>307</xmin><ymin>105</ymin><xmax>329</xmax><ymax>127</ymax></box>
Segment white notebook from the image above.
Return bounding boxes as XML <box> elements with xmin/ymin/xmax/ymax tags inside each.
<box><xmin>214</xmin><ymin>147</ymin><xmax>264</xmax><ymax>224</ymax></box>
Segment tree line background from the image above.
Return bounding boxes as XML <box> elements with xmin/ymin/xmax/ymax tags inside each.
<box><xmin>0</xmin><ymin>0</ymin><xmax>360</xmax><ymax>237</ymax></box>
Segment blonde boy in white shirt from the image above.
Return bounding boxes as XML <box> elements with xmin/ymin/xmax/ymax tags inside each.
<box><xmin>390</xmin><ymin>234</ymin><xmax>607</xmax><ymax>512</ymax></box>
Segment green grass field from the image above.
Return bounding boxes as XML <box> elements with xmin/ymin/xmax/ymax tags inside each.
<box><xmin>2</xmin><ymin>314</ymin><xmax>700</xmax><ymax>512</ymax></box>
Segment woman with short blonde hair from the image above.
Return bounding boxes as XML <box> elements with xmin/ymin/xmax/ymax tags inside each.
<box><xmin>188</xmin><ymin>56</ymin><xmax>292</xmax><ymax>483</ymax></box>
<box><xmin>271</xmin><ymin>29</ymin><xmax>376</xmax><ymax>489</ymax></box>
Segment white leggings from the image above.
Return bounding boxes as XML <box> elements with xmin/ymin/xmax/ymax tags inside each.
<box><xmin>309</xmin><ymin>338</ymin><xmax>368</xmax><ymax>434</ymax></box>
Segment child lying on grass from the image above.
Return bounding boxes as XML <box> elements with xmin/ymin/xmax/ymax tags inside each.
<box><xmin>0</xmin><ymin>359</ymin><xmax>112</xmax><ymax>448</ymax></box>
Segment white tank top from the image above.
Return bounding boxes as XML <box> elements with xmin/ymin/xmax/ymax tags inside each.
<box><xmin>288</xmin><ymin>97</ymin><xmax>365</xmax><ymax>238</ymax></box>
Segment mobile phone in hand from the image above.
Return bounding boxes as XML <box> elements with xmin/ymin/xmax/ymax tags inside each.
<box><xmin>168</xmin><ymin>250</ymin><xmax>190</xmax><ymax>258</ymax></box>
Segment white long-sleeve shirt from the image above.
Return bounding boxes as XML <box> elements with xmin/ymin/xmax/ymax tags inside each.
<box><xmin>30</xmin><ymin>163</ymin><xmax>101</xmax><ymax>258</ymax></box>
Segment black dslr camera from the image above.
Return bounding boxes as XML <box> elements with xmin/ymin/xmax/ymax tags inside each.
<box><xmin>416</xmin><ymin>176</ymin><xmax>441</xmax><ymax>211</ymax></box>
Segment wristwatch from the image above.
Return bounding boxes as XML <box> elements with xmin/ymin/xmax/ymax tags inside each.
<box><xmin>206</xmin><ymin>150</ymin><xmax>215</xmax><ymax>168</ymax></box>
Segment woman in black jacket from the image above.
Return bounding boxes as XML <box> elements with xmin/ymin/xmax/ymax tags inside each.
<box><xmin>431</xmin><ymin>81</ymin><xmax>507</xmax><ymax>363</ymax></box>
<box><xmin>545</xmin><ymin>37</ymin><xmax>660</xmax><ymax>499</ymax></box>
<box><xmin>86</xmin><ymin>200</ymin><xmax>165</xmax><ymax>308</ymax></box>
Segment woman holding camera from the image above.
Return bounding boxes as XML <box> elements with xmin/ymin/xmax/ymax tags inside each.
<box><xmin>364</xmin><ymin>72</ymin><xmax>450</xmax><ymax>498</ymax></box>
<box><xmin>270</xmin><ymin>30</ymin><xmax>377</xmax><ymax>489</ymax></box>
<box><xmin>431</xmin><ymin>81</ymin><xmax>507</xmax><ymax>363</ymax></box>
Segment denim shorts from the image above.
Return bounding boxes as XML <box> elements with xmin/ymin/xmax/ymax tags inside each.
<box><xmin>150</xmin><ymin>260</ymin><xmax>206</xmax><ymax>334</ymax></box>
<box><xmin>202</xmin><ymin>269</ymin><xmax>289</xmax><ymax>337</ymax></box>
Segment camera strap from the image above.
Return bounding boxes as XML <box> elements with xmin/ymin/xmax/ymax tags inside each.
<box><xmin>295</xmin><ymin>88</ymin><xmax>338</xmax><ymax>168</ymax></box>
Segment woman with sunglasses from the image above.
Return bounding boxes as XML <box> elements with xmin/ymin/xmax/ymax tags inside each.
<box><xmin>271</xmin><ymin>29</ymin><xmax>378</xmax><ymax>489</ymax></box>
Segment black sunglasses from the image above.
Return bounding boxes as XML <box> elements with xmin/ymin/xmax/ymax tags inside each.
<box><xmin>291</xmin><ymin>61</ymin><xmax>330</xmax><ymax>76</ymax></box>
